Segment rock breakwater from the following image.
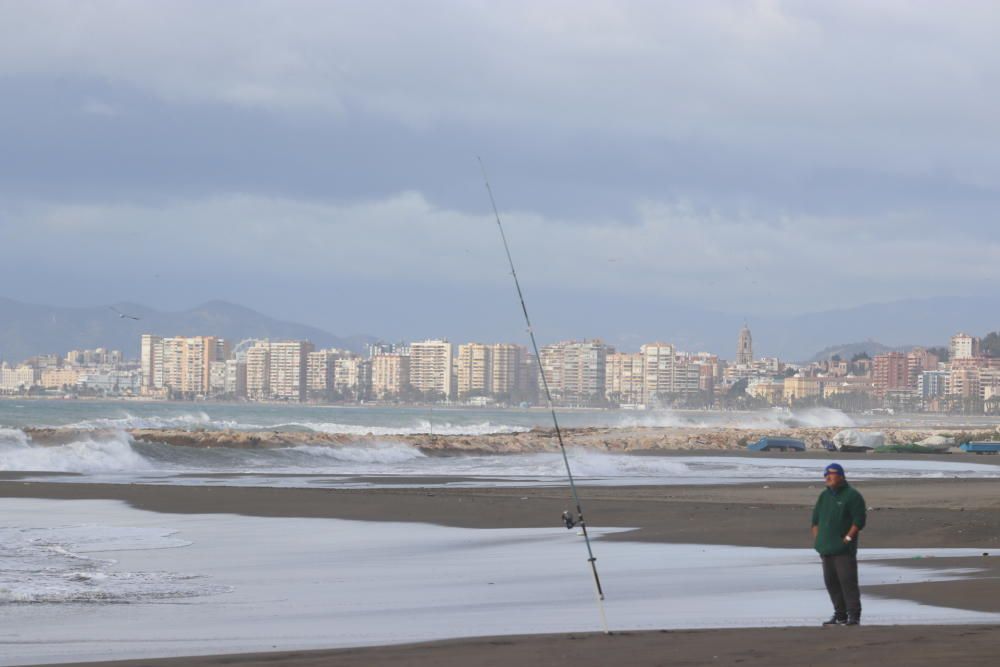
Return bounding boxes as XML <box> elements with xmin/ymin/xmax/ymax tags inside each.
<box><xmin>19</xmin><ymin>425</ymin><xmax>966</xmax><ymax>454</ymax></box>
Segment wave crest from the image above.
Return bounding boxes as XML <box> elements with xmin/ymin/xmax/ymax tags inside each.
<box><xmin>0</xmin><ymin>429</ymin><xmax>152</xmax><ymax>473</ymax></box>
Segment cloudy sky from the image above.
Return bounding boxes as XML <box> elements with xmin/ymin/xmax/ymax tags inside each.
<box><xmin>1</xmin><ymin>1</ymin><xmax>998</xmax><ymax>351</ymax></box>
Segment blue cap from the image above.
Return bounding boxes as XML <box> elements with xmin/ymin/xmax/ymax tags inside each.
<box><xmin>824</xmin><ymin>463</ymin><xmax>845</xmax><ymax>477</ymax></box>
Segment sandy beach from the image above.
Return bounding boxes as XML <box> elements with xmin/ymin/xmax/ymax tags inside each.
<box><xmin>3</xmin><ymin>475</ymin><xmax>998</xmax><ymax>666</ymax></box>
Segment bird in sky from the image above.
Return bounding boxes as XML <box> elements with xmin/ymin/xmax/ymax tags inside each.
<box><xmin>109</xmin><ymin>306</ymin><xmax>141</xmax><ymax>321</ymax></box>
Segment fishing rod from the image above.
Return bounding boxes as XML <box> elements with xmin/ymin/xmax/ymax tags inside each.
<box><xmin>477</xmin><ymin>157</ymin><xmax>609</xmax><ymax>634</ymax></box>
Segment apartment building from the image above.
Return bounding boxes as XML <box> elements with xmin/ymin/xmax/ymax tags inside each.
<box><xmin>873</xmin><ymin>352</ymin><xmax>909</xmax><ymax>398</ymax></box>
<box><xmin>371</xmin><ymin>353</ymin><xmax>410</xmax><ymax>399</ymax></box>
<box><xmin>269</xmin><ymin>340</ymin><xmax>314</xmax><ymax>401</ymax></box>
<box><xmin>333</xmin><ymin>357</ymin><xmax>372</xmax><ymax>400</ymax></box>
<box><xmin>539</xmin><ymin>340</ymin><xmax>611</xmax><ymax>404</ymax></box>
<box><xmin>456</xmin><ymin>343</ymin><xmax>491</xmax><ymax>397</ymax></box>
<box><xmin>605</xmin><ymin>351</ymin><xmax>644</xmax><ymax>406</ymax></box>
<box><xmin>409</xmin><ymin>339</ymin><xmax>453</xmax><ymax>398</ymax></box>
<box><xmin>140</xmin><ymin>334</ymin><xmax>163</xmax><ymax>391</ymax></box>
<box><xmin>245</xmin><ymin>342</ymin><xmax>271</xmax><ymax>400</ymax></box>
<box><xmin>950</xmin><ymin>333</ymin><xmax>980</xmax><ymax>360</ymax></box>
<box><xmin>39</xmin><ymin>367</ymin><xmax>80</xmax><ymax>390</ymax></box>
<box><xmin>641</xmin><ymin>343</ymin><xmax>676</xmax><ymax>403</ymax></box>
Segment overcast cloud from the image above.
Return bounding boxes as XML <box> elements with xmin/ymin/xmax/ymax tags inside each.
<box><xmin>1</xmin><ymin>1</ymin><xmax>998</xmax><ymax>351</ymax></box>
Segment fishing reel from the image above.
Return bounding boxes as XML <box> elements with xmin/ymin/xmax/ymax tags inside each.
<box><xmin>561</xmin><ymin>510</ymin><xmax>578</xmax><ymax>530</ymax></box>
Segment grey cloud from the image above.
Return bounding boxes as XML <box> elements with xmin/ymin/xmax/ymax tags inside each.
<box><xmin>1</xmin><ymin>1</ymin><xmax>998</xmax><ymax>348</ymax></box>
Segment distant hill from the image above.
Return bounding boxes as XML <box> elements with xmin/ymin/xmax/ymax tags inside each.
<box><xmin>0</xmin><ymin>298</ymin><xmax>376</xmax><ymax>362</ymax></box>
<box><xmin>808</xmin><ymin>340</ymin><xmax>908</xmax><ymax>363</ymax></box>
<box><xmin>767</xmin><ymin>295</ymin><xmax>1000</xmax><ymax>362</ymax></box>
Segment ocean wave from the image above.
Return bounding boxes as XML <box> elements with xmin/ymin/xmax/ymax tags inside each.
<box><xmin>64</xmin><ymin>412</ymin><xmax>243</xmax><ymax>431</ymax></box>
<box><xmin>0</xmin><ymin>429</ymin><xmax>153</xmax><ymax>473</ymax></box>
<box><xmin>614</xmin><ymin>407</ymin><xmax>856</xmax><ymax>430</ymax></box>
<box><xmin>0</xmin><ymin>427</ymin><xmax>31</xmax><ymax>447</ymax></box>
<box><xmin>286</xmin><ymin>443</ymin><xmax>426</xmax><ymax>464</ymax></box>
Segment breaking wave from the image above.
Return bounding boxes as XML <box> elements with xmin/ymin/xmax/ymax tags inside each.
<box><xmin>0</xmin><ymin>429</ymin><xmax>153</xmax><ymax>473</ymax></box>
<box><xmin>615</xmin><ymin>407</ymin><xmax>856</xmax><ymax>430</ymax></box>
<box><xmin>65</xmin><ymin>412</ymin><xmax>242</xmax><ymax>431</ymax></box>
<box><xmin>2</xmin><ymin>424</ymin><xmax>998</xmax><ymax>486</ymax></box>
<box><xmin>60</xmin><ymin>414</ymin><xmax>529</xmax><ymax>436</ymax></box>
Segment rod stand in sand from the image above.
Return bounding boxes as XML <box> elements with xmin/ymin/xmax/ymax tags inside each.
<box><xmin>478</xmin><ymin>156</ymin><xmax>610</xmax><ymax>635</ymax></box>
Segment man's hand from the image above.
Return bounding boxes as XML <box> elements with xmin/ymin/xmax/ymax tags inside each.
<box><xmin>811</xmin><ymin>525</ymin><xmax>818</xmax><ymax>539</ymax></box>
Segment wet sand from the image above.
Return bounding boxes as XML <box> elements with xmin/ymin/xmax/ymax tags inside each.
<box><xmin>3</xmin><ymin>477</ymin><xmax>998</xmax><ymax>666</ymax></box>
<box><xmin>46</xmin><ymin>626</ymin><xmax>1000</xmax><ymax>667</ymax></box>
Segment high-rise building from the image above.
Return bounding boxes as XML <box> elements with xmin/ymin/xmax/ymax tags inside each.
<box><xmin>641</xmin><ymin>343</ymin><xmax>675</xmax><ymax>403</ymax></box>
<box><xmin>605</xmin><ymin>352</ymin><xmax>644</xmax><ymax>406</ymax></box>
<box><xmin>947</xmin><ymin>367</ymin><xmax>980</xmax><ymax>398</ymax></box>
<box><xmin>333</xmin><ymin>357</ymin><xmax>372</xmax><ymax>400</ymax></box>
<box><xmin>673</xmin><ymin>355</ymin><xmax>702</xmax><ymax>395</ymax></box>
<box><xmin>490</xmin><ymin>343</ymin><xmax>523</xmax><ymax>398</ymax></box>
<box><xmin>873</xmin><ymin>352</ymin><xmax>909</xmax><ymax>398</ymax></box>
<box><xmin>539</xmin><ymin>340</ymin><xmax>611</xmax><ymax>404</ymax></box>
<box><xmin>736</xmin><ymin>324</ymin><xmax>753</xmax><ymax>366</ymax></box>
<box><xmin>225</xmin><ymin>359</ymin><xmax>246</xmax><ymax>398</ymax></box>
<box><xmin>457</xmin><ymin>343</ymin><xmax>491</xmax><ymax>397</ymax></box>
<box><xmin>269</xmin><ymin>341</ymin><xmax>314</xmax><ymax>401</ymax></box>
<box><xmin>208</xmin><ymin>360</ymin><xmax>228</xmax><ymax>395</ymax></box>
<box><xmin>371</xmin><ymin>353</ymin><xmax>410</xmax><ymax>399</ymax></box>
<box><xmin>245</xmin><ymin>342</ymin><xmax>271</xmax><ymax>400</ymax></box>
<box><xmin>306</xmin><ymin>350</ymin><xmax>343</xmax><ymax>395</ymax></box>
<box><xmin>409</xmin><ymin>339</ymin><xmax>453</xmax><ymax>398</ymax></box>
<box><xmin>950</xmin><ymin>333</ymin><xmax>980</xmax><ymax>360</ymax></box>
<box><xmin>917</xmin><ymin>370</ymin><xmax>948</xmax><ymax>400</ymax></box>
<box><xmin>147</xmin><ymin>335</ymin><xmax>227</xmax><ymax>397</ymax></box>
<box><xmin>907</xmin><ymin>348</ymin><xmax>939</xmax><ymax>388</ymax></box>
<box><xmin>140</xmin><ymin>334</ymin><xmax>163</xmax><ymax>392</ymax></box>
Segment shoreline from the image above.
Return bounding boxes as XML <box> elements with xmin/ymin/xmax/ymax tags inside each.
<box><xmin>3</xmin><ymin>478</ymin><xmax>998</xmax><ymax>666</ymax></box>
<box><xmin>3</xmin><ymin>478</ymin><xmax>997</xmax><ymax>608</ymax></box>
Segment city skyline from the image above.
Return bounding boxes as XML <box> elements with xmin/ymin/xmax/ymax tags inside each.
<box><xmin>5</xmin><ymin>327</ymin><xmax>1000</xmax><ymax>415</ymax></box>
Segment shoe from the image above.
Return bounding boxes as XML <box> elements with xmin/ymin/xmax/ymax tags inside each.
<box><xmin>845</xmin><ymin>617</ymin><xmax>860</xmax><ymax>626</ymax></box>
<box><xmin>822</xmin><ymin>616</ymin><xmax>847</xmax><ymax>626</ymax></box>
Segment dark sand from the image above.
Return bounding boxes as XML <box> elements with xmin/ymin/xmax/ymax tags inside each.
<box><xmin>3</xmin><ymin>477</ymin><xmax>998</xmax><ymax>666</ymax></box>
<box><xmin>46</xmin><ymin>626</ymin><xmax>1000</xmax><ymax>667</ymax></box>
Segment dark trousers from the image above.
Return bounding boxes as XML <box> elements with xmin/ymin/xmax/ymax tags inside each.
<box><xmin>822</xmin><ymin>553</ymin><xmax>861</xmax><ymax>620</ymax></box>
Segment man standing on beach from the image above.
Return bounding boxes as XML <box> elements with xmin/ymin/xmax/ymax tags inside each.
<box><xmin>812</xmin><ymin>462</ymin><xmax>866</xmax><ymax>626</ymax></box>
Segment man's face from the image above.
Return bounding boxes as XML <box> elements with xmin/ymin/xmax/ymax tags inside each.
<box><xmin>825</xmin><ymin>471</ymin><xmax>844</xmax><ymax>489</ymax></box>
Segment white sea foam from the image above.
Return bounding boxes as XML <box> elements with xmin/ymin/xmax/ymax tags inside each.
<box><xmin>66</xmin><ymin>412</ymin><xmax>242</xmax><ymax>431</ymax></box>
<box><xmin>615</xmin><ymin>407</ymin><xmax>856</xmax><ymax>429</ymax></box>
<box><xmin>287</xmin><ymin>442</ymin><xmax>427</xmax><ymax>464</ymax></box>
<box><xmin>0</xmin><ymin>427</ymin><xmax>31</xmax><ymax>447</ymax></box>
<box><xmin>0</xmin><ymin>429</ymin><xmax>153</xmax><ymax>473</ymax></box>
<box><xmin>0</xmin><ymin>523</ymin><xmax>224</xmax><ymax>604</ymax></box>
<box><xmin>2</xmin><ymin>423</ymin><xmax>998</xmax><ymax>485</ymax></box>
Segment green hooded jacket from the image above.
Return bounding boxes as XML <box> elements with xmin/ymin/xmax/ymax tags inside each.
<box><xmin>811</xmin><ymin>482</ymin><xmax>867</xmax><ymax>556</ymax></box>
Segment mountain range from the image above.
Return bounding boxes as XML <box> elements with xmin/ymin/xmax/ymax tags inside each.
<box><xmin>0</xmin><ymin>298</ymin><xmax>376</xmax><ymax>362</ymax></box>
<box><xmin>0</xmin><ymin>294</ymin><xmax>996</xmax><ymax>363</ymax></box>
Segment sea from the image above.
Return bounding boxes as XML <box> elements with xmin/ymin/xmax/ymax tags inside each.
<box><xmin>2</xmin><ymin>400</ymin><xmax>999</xmax><ymax>488</ymax></box>
<box><xmin>3</xmin><ymin>400</ymin><xmax>1000</xmax><ymax>663</ymax></box>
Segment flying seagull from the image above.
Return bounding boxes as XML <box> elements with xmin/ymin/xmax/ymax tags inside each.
<box><xmin>109</xmin><ymin>306</ymin><xmax>141</xmax><ymax>321</ymax></box>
